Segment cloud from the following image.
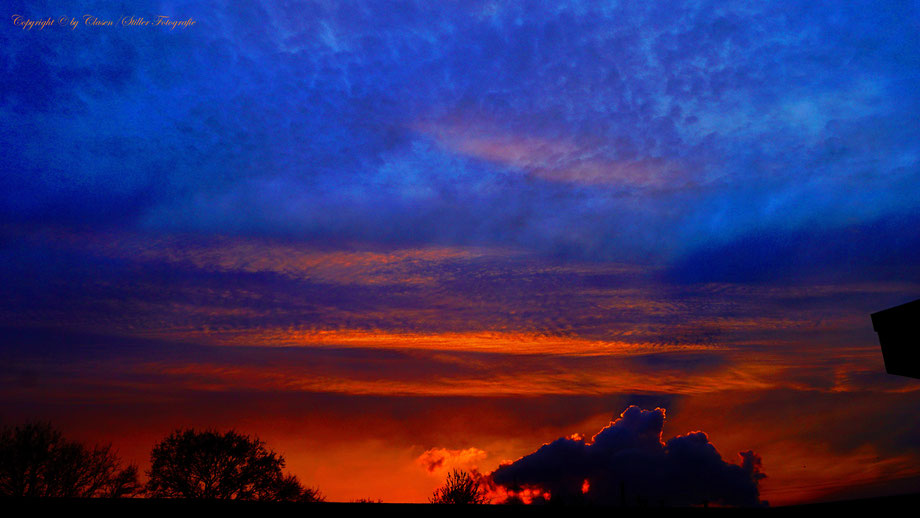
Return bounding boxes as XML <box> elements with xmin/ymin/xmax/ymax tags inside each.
<box><xmin>490</xmin><ymin>406</ymin><xmax>767</xmax><ymax>507</ymax></box>
<box><xmin>417</xmin><ymin>447</ymin><xmax>488</xmax><ymax>473</ymax></box>
<box><xmin>420</xmin><ymin>119</ymin><xmax>686</xmax><ymax>188</ymax></box>
<box><xmin>666</xmin><ymin>211</ymin><xmax>920</xmax><ymax>285</ymax></box>
<box><xmin>4</xmin><ymin>1</ymin><xmax>917</xmax><ymax>264</ymax></box>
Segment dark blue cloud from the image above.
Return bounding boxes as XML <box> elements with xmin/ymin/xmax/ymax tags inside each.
<box><xmin>490</xmin><ymin>406</ymin><xmax>766</xmax><ymax>507</ymax></box>
<box><xmin>666</xmin><ymin>211</ymin><xmax>920</xmax><ymax>285</ymax></box>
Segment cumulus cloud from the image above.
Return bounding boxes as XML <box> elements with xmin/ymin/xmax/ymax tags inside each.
<box><xmin>490</xmin><ymin>406</ymin><xmax>767</xmax><ymax>507</ymax></box>
<box><xmin>417</xmin><ymin>447</ymin><xmax>488</xmax><ymax>473</ymax></box>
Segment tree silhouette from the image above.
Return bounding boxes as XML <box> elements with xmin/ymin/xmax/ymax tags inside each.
<box><xmin>430</xmin><ymin>469</ymin><xmax>488</xmax><ymax>504</ymax></box>
<box><xmin>0</xmin><ymin>422</ymin><xmax>139</xmax><ymax>498</ymax></box>
<box><xmin>146</xmin><ymin>428</ymin><xmax>321</xmax><ymax>502</ymax></box>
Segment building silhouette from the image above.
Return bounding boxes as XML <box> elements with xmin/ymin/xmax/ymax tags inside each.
<box><xmin>872</xmin><ymin>298</ymin><xmax>920</xmax><ymax>379</ymax></box>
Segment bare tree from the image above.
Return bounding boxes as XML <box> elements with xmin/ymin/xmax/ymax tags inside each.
<box><xmin>0</xmin><ymin>422</ymin><xmax>139</xmax><ymax>498</ymax></box>
<box><xmin>430</xmin><ymin>469</ymin><xmax>488</xmax><ymax>504</ymax></box>
<box><xmin>146</xmin><ymin>428</ymin><xmax>321</xmax><ymax>502</ymax></box>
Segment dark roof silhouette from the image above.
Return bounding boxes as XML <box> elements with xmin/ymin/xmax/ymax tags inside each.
<box><xmin>872</xmin><ymin>298</ymin><xmax>920</xmax><ymax>379</ymax></box>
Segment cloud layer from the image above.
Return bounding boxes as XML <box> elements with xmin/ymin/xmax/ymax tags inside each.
<box><xmin>3</xmin><ymin>1</ymin><xmax>918</xmax><ymax>266</ymax></box>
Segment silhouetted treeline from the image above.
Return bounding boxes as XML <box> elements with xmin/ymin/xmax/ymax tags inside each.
<box><xmin>0</xmin><ymin>423</ymin><xmax>322</xmax><ymax>501</ymax></box>
<box><xmin>0</xmin><ymin>422</ymin><xmax>139</xmax><ymax>498</ymax></box>
<box><xmin>147</xmin><ymin>428</ymin><xmax>322</xmax><ymax>502</ymax></box>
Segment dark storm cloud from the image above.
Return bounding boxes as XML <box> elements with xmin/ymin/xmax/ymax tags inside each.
<box><xmin>490</xmin><ymin>406</ymin><xmax>766</xmax><ymax>507</ymax></box>
<box><xmin>666</xmin><ymin>211</ymin><xmax>920</xmax><ymax>285</ymax></box>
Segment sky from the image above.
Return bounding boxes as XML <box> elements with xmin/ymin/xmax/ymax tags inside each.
<box><xmin>2</xmin><ymin>0</ymin><xmax>920</xmax><ymax>506</ymax></box>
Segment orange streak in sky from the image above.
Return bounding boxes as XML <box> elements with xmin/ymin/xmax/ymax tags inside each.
<box><xmin>143</xmin><ymin>328</ymin><xmax>722</xmax><ymax>356</ymax></box>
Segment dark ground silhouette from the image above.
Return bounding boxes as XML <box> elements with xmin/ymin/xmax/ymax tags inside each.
<box><xmin>5</xmin><ymin>493</ymin><xmax>920</xmax><ymax>518</ymax></box>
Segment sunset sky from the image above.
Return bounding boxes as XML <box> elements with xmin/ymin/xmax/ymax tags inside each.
<box><xmin>3</xmin><ymin>0</ymin><xmax>920</xmax><ymax>506</ymax></box>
